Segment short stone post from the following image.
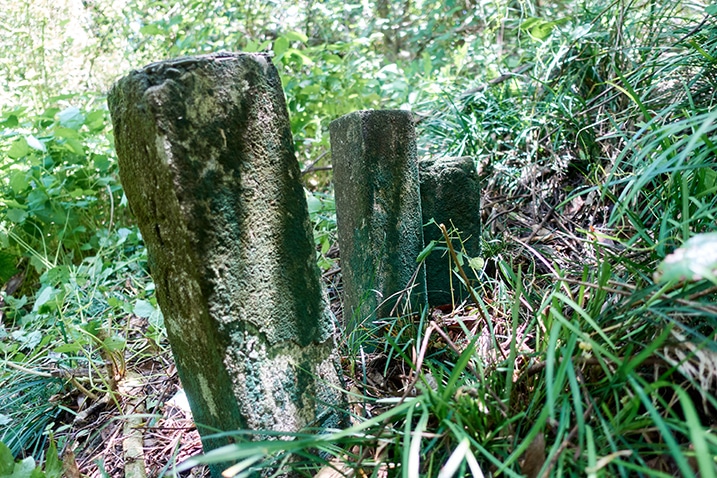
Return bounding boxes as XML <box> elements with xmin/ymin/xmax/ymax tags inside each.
<box><xmin>420</xmin><ymin>156</ymin><xmax>481</xmax><ymax>306</ymax></box>
<box><xmin>330</xmin><ymin>110</ymin><xmax>427</xmax><ymax>330</ymax></box>
<box><xmin>107</xmin><ymin>53</ymin><xmax>343</xmax><ymax>465</ymax></box>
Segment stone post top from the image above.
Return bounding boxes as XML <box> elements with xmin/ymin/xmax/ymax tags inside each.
<box><xmin>330</xmin><ymin>109</ymin><xmax>414</xmax><ymax>124</ymax></box>
<box><xmin>420</xmin><ymin>155</ymin><xmax>476</xmax><ymax>171</ymax></box>
<box><xmin>329</xmin><ymin>110</ymin><xmax>418</xmax><ymax>148</ymax></box>
<box><xmin>337</xmin><ymin>109</ymin><xmax>411</xmax><ymax>114</ymax></box>
<box><xmin>112</xmin><ymin>52</ymin><xmax>275</xmax><ymax>87</ymax></box>
<box><xmin>140</xmin><ymin>51</ymin><xmax>271</xmax><ymax>70</ymax></box>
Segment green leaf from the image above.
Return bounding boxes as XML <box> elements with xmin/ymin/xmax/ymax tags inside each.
<box><xmin>301</xmin><ymin>84</ymin><xmax>321</xmax><ymax>95</ymax></box>
<box><xmin>530</xmin><ymin>23</ymin><xmax>555</xmax><ymax>40</ymax></box>
<box><xmin>168</xmin><ymin>14</ymin><xmax>183</xmax><ymax>27</ymax></box>
<box><xmin>149</xmin><ymin>307</ymin><xmax>164</xmax><ymax>330</ymax></box>
<box><xmin>63</xmin><ymin>138</ymin><xmax>85</xmax><ymax>157</ymax></box>
<box><xmin>4</xmin><ymin>295</ymin><xmax>26</xmax><ymax>311</ymax></box>
<box><xmin>106</xmin><ymin>296</ymin><xmax>122</xmax><ymax>308</ymax></box>
<box><xmin>7</xmin><ymin>138</ymin><xmax>30</xmax><ymax>159</ymax></box>
<box><xmin>305</xmin><ymin>192</ymin><xmax>322</xmax><ymax>214</ymax></box>
<box><xmin>29</xmin><ymin>255</ymin><xmax>47</xmax><ymax>274</ymax></box>
<box><xmin>133</xmin><ymin>299</ymin><xmax>156</xmax><ymax>318</ymax></box>
<box><xmin>243</xmin><ymin>39</ymin><xmax>271</xmax><ymax>53</ymax></box>
<box><xmin>11</xmin><ymin>456</ymin><xmax>37</xmax><ymax>478</ymax></box>
<box><xmin>9</xmin><ymin>171</ymin><xmax>29</xmax><ymax>194</ymax></box>
<box><xmin>84</xmin><ymin>110</ymin><xmax>105</xmax><ymax>131</ymax></box>
<box><xmin>5</xmin><ymin>209</ymin><xmax>28</xmax><ymax>224</ymax></box>
<box><xmin>422</xmin><ymin>51</ymin><xmax>433</xmax><ymax>77</ymax></box>
<box><xmin>82</xmin><ymin>319</ymin><xmax>103</xmax><ymax>338</ymax></box>
<box><xmin>287</xmin><ymin>48</ymin><xmax>314</xmax><ymax>66</ymax></box>
<box><xmin>520</xmin><ymin>16</ymin><xmax>569</xmax><ymax>41</ymax></box>
<box><xmin>273</xmin><ymin>36</ymin><xmax>290</xmax><ymax>57</ymax></box>
<box><xmin>1</xmin><ymin>114</ymin><xmax>18</xmax><ymax>128</ymax></box>
<box><xmin>140</xmin><ymin>23</ymin><xmax>163</xmax><ymax>35</ymax></box>
<box><xmin>697</xmin><ymin>167</ymin><xmax>716</xmax><ymax>194</ymax></box>
<box><xmin>25</xmin><ymin>135</ymin><xmax>46</xmax><ymax>152</ymax></box>
<box><xmin>30</xmin><ymin>466</ymin><xmax>46</xmax><ymax>478</ymax></box>
<box><xmin>53</xmin><ymin>126</ymin><xmax>80</xmax><ymax>140</ymax></box>
<box><xmin>32</xmin><ymin>286</ymin><xmax>58</xmax><ymax>312</ymax></box>
<box><xmin>706</xmin><ymin>4</ymin><xmax>717</xmax><ymax>15</ymax></box>
<box><xmin>655</xmin><ymin>232</ymin><xmax>717</xmax><ymax>283</ymax></box>
<box><xmin>57</xmin><ymin>107</ymin><xmax>85</xmax><ymax>130</ymax></box>
<box><xmin>12</xmin><ymin>330</ymin><xmax>43</xmax><ymax>350</ymax></box>
<box><xmin>40</xmin><ymin>107</ymin><xmax>60</xmax><ymax>120</ymax></box>
<box><xmin>93</xmin><ymin>154</ymin><xmax>110</xmax><ymax>172</ymax></box>
<box><xmin>416</xmin><ymin>240</ymin><xmax>437</xmax><ymax>263</ymax></box>
<box><xmin>0</xmin><ymin>251</ymin><xmax>19</xmax><ymax>283</ymax></box>
<box><xmin>53</xmin><ymin>342</ymin><xmax>83</xmax><ymax>353</ymax></box>
<box><xmin>41</xmin><ymin>265</ymin><xmax>70</xmax><ymax>286</ymax></box>
<box><xmin>2</xmin><ymin>200</ymin><xmax>26</xmax><ymax>210</ymax></box>
<box><xmin>103</xmin><ymin>335</ymin><xmax>126</xmax><ymax>352</ymax></box>
<box><xmin>0</xmin><ymin>441</ymin><xmax>14</xmax><ymax>474</ymax></box>
<box><xmin>283</xmin><ymin>31</ymin><xmax>308</xmax><ymax>43</ymax></box>
<box><xmin>520</xmin><ymin>18</ymin><xmax>541</xmax><ymax>30</ymax></box>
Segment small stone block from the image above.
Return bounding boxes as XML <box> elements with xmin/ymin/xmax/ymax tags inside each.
<box><xmin>420</xmin><ymin>156</ymin><xmax>481</xmax><ymax>306</ymax></box>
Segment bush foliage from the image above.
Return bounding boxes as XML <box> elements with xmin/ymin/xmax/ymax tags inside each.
<box><xmin>1</xmin><ymin>0</ymin><xmax>716</xmax><ymax>476</ymax></box>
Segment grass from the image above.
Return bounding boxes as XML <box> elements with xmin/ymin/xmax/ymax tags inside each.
<box><xmin>0</xmin><ymin>224</ymin><xmax>156</xmax><ymax>458</ymax></box>
<box><xmin>1</xmin><ymin>0</ymin><xmax>716</xmax><ymax>476</ymax></box>
<box><xmin>176</xmin><ymin>241</ymin><xmax>717</xmax><ymax>477</ymax></box>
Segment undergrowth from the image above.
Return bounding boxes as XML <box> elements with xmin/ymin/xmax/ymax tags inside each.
<box><xmin>175</xmin><ymin>1</ymin><xmax>717</xmax><ymax>477</ymax></box>
<box><xmin>1</xmin><ymin>0</ymin><xmax>716</xmax><ymax>477</ymax></box>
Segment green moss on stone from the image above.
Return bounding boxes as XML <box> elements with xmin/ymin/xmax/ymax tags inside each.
<box><xmin>108</xmin><ymin>53</ymin><xmax>344</xmax><ymax>473</ymax></box>
<box><xmin>331</xmin><ymin>110</ymin><xmax>427</xmax><ymax>329</ymax></box>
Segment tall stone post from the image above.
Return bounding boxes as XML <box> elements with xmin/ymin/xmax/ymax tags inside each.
<box><xmin>107</xmin><ymin>53</ymin><xmax>343</xmax><ymax>467</ymax></box>
<box><xmin>419</xmin><ymin>156</ymin><xmax>482</xmax><ymax>306</ymax></box>
<box><xmin>330</xmin><ymin>110</ymin><xmax>427</xmax><ymax>331</ymax></box>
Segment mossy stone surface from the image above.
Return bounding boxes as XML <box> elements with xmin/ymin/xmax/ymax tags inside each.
<box><xmin>108</xmin><ymin>53</ymin><xmax>343</xmax><ymax>473</ymax></box>
<box><xmin>330</xmin><ymin>110</ymin><xmax>427</xmax><ymax>330</ymax></box>
<box><xmin>419</xmin><ymin>156</ymin><xmax>481</xmax><ymax>306</ymax></box>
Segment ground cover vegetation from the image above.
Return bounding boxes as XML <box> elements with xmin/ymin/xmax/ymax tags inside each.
<box><xmin>1</xmin><ymin>0</ymin><xmax>716</xmax><ymax>476</ymax></box>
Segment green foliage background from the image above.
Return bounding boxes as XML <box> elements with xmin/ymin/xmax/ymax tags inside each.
<box><xmin>1</xmin><ymin>0</ymin><xmax>716</xmax><ymax>476</ymax></box>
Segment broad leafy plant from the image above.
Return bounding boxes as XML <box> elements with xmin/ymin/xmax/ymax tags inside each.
<box><xmin>0</xmin><ymin>102</ymin><xmax>122</xmax><ymax>283</ymax></box>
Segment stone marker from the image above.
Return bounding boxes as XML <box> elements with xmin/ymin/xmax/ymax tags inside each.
<box><xmin>419</xmin><ymin>156</ymin><xmax>481</xmax><ymax>306</ymax></box>
<box><xmin>330</xmin><ymin>110</ymin><xmax>427</xmax><ymax>330</ymax></box>
<box><xmin>107</xmin><ymin>52</ymin><xmax>343</xmax><ymax>467</ymax></box>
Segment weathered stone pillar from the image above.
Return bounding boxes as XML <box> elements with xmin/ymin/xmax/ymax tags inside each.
<box><xmin>107</xmin><ymin>53</ymin><xmax>343</xmax><ymax>465</ymax></box>
<box><xmin>330</xmin><ymin>110</ymin><xmax>427</xmax><ymax>330</ymax></box>
<box><xmin>420</xmin><ymin>156</ymin><xmax>481</xmax><ymax>306</ymax></box>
